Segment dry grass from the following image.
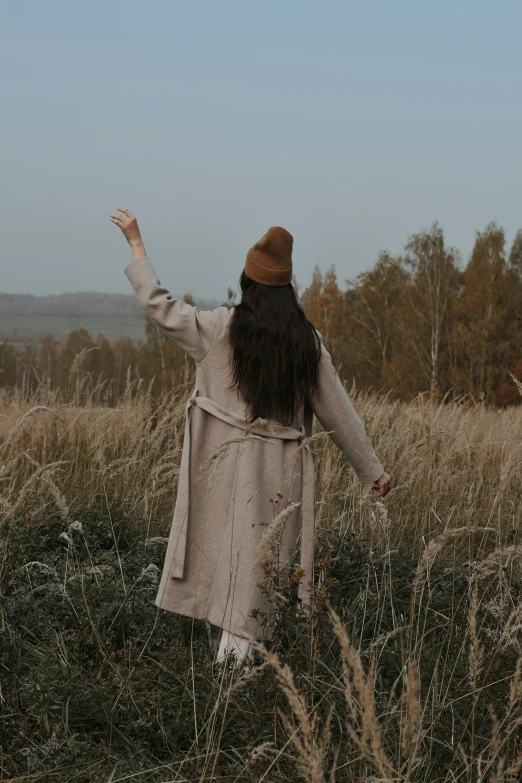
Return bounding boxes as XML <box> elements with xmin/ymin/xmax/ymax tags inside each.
<box><xmin>2</xmin><ymin>377</ymin><xmax>521</xmax><ymax>554</ymax></box>
<box><xmin>0</xmin><ymin>377</ymin><xmax>192</xmax><ymax>534</ymax></box>
<box><xmin>1</xmin><ymin>372</ymin><xmax>522</xmax><ymax>781</ymax></box>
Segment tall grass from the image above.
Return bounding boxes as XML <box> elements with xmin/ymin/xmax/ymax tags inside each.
<box><xmin>2</xmin><ymin>373</ymin><xmax>521</xmax><ymax>554</ymax></box>
<box><xmin>1</xmin><ymin>370</ymin><xmax>521</xmax><ymax>781</ymax></box>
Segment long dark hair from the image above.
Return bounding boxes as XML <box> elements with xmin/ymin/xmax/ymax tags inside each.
<box><xmin>228</xmin><ymin>270</ymin><xmax>322</xmax><ymax>426</ymax></box>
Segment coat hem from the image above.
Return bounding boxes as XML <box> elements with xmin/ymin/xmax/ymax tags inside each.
<box><xmin>154</xmin><ymin>594</ymin><xmax>269</xmax><ymax>640</ymax></box>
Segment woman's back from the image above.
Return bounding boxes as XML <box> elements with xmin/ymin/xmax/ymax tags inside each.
<box><xmin>124</xmin><ymin>251</ymin><xmax>384</xmax><ymax>479</ymax></box>
<box><xmin>122</xmin><ymin>245</ymin><xmax>384</xmax><ymax>642</ymax></box>
<box><xmin>112</xmin><ymin>208</ymin><xmax>389</xmax><ymax>660</ymax></box>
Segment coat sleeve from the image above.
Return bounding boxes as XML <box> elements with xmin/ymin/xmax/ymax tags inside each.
<box><xmin>309</xmin><ymin>336</ymin><xmax>384</xmax><ymax>484</ymax></box>
<box><xmin>124</xmin><ymin>255</ymin><xmax>217</xmax><ymax>362</ymax></box>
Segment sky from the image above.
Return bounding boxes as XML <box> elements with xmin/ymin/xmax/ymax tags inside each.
<box><xmin>1</xmin><ymin>0</ymin><xmax>521</xmax><ymax>301</ymax></box>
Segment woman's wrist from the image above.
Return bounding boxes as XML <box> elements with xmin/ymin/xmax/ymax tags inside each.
<box><xmin>130</xmin><ymin>238</ymin><xmax>147</xmax><ymax>259</ymax></box>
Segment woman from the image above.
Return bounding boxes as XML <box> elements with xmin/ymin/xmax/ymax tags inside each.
<box><xmin>110</xmin><ymin>207</ymin><xmax>391</xmax><ymax>666</ymax></box>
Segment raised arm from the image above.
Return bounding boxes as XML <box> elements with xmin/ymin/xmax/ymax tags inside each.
<box><xmin>124</xmin><ymin>255</ymin><xmax>216</xmax><ymax>361</ymax></box>
<box><xmin>310</xmin><ymin>339</ymin><xmax>385</xmax><ymax>485</ymax></box>
<box><xmin>110</xmin><ymin>206</ymin><xmax>216</xmax><ymax>362</ymax></box>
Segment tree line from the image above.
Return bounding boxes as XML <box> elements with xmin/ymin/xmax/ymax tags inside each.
<box><xmin>301</xmin><ymin>220</ymin><xmax>522</xmax><ymax>406</ymax></box>
<box><xmin>1</xmin><ymin>220</ymin><xmax>521</xmax><ymax>406</ymax></box>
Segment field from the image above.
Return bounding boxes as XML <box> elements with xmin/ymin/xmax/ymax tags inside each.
<box><xmin>1</xmin><ymin>374</ymin><xmax>522</xmax><ymax>782</ymax></box>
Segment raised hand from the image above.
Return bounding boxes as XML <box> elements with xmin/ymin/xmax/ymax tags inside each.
<box><xmin>109</xmin><ymin>207</ymin><xmax>146</xmax><ymax>259</ymax></box>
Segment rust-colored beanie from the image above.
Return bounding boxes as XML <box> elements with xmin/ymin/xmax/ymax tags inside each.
<box><xmin>244</xmin><ymin>226</ymin><xmax>293</xmax><ymax>286</ymax></box>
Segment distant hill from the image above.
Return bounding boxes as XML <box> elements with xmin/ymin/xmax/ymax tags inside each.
<box><xmin>0</xmin><ymin>290</ymin><xmax>220</xmax><ymax>344</ymax></box>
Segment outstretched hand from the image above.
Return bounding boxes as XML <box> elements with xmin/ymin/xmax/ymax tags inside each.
<box><xmin>109</xmin><ymin>207</ymin><xmax>144</xmax><ymax>248</ymax></box>
<box><xmin>373</xmin><ymin>471</ymin><xmax>391</xmax><ymax>498</ymax></box>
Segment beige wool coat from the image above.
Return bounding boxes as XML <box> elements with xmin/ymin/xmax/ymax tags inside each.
<box><xmin>125</xmin><ymin>255</ymin><xmax>384</xmax><ymax>640</ymax></box>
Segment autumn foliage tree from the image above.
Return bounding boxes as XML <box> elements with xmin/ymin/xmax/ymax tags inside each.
<box><xmin>343</xmin><ymin>250</ymin><xmax>408</xmax><ymax>392</ymax></box>
<box><xmin>299</xmin><ymin>220</ymin><xmax>521</xmax><ymax>406</ymax></box>
<box><xmin>449</xmin><ymin>222</ymin><xmax>511</xmax><ymax>402</ymax></box>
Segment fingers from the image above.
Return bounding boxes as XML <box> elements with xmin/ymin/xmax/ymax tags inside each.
<box><xmin>108</xmin><ymin>207</ymin><xmax>132</xmax><ymax>222</ymax></box>
<box><xmin>110</xmin><ymin>207</ymin><xmax>136</xmax><ymax>227</ymax></box>
<box><xmin>109</xmin><ymin>215</ymin><xmax>126</xmax><ymax>227</ymax></box>
<box><xmin>372</xmin><ymin>478</ymin><xmax>391</xmax><ymax>497</ymax></box>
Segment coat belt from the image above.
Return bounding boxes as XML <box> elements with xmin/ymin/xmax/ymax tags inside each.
<box><xmin>168</xmin><ymin>391</ymin><xmax>315</xmax><ymax>605</ymax></box>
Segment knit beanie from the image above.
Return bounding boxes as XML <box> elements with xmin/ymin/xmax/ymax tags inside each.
<box><xmin>244</xmin><ymin>226</ymin><xmax>293</xmax><ymax>286</ymax></box>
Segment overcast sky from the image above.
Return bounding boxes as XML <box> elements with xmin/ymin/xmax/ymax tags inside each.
<box><xmin>1</xmin><ymin>0</ymin><xmax>521</xmax><ymax>301</ymax></box>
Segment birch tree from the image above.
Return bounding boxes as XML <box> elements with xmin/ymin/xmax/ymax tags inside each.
<box><xmin>402</xmin><ymin>221</ymin><xmax>460</xmax><ymax>397</ymax></box>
